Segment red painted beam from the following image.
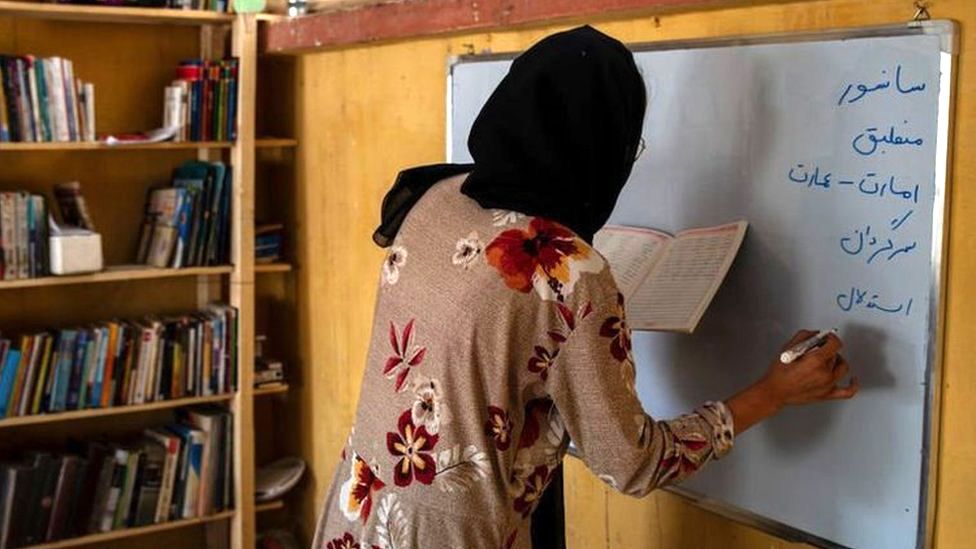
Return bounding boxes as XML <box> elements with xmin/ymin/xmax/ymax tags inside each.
<box><xmin>262</xmin><ymin>0</ymin><xmax>751</xmax><ymax>53</ymax></box>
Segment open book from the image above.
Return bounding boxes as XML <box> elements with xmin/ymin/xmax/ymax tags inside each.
<box><xmin>593</xmin><ymin>221</ymin><xmax>748</xmax><ymax>333</ymax></box>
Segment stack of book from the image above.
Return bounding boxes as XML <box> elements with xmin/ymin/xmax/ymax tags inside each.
<box><xmin>163</xmin><ymin>58</ymin><xmax>239</xmax><ymax>143</ymax></box>
<box><xmin>167</xmin><ymin>0</ymin><xmax>231</xmax><ymax>12</ymax></box>
<box><xmin>0</xmin><ymin>55</ymin><xmax>95</xmax><ymax>143</ymax></box>
<box><xmin>53</xmin><ymin>0</ymin><xmax>230</xmax><ymax>13</ymax></box>
<box><xmin>0</xmin><ymin>192</ymin><xmax>49</xmax><ymax>280</ymax></box>
<box><xmin>0</xmin><ymin>406</ymin><xmax>234</xmax><ymax>546</ymax></box>
<box><xmin>255</xmin><ymin>224</ymin><xmax>284</xmax><ymax>264</ymax></box>
<box><xmin>137</xmin><ymin>160</ymin><xmax>232</xmax><ymax>269</ymax></box>
<box><xmin>0</xmin><ymin>305</ymin><xmax>238</xmax><ymax>420</ymax></box>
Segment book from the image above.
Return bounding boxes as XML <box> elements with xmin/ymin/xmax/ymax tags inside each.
<box><xmin>24</xmin><ymin>452</ymin><xmax>59</xmax><ymax>546</ymax></box>
<box><xmin>54</xmin><ymin>181</ymin><xmax>96</xmax><ymax>231</ymax></box>
<box><xmin>144</xmin><ymin>188</ymin><xmax>185</xmax><ymax>268</ymax></box>
<box><xmin>0</xmin><ymin>461</ymin><xmax>35</xmax><ymax>547</ymax></box>
<box><xmin>113</xmin><ymin>447</ymin><xmax>140</xmax><ymax>528</ymax></box>
<box><xmin>167</xmin><ymin>423</ymin><xmax>203</xmax><ymax>519</ymax></box>
<box><xmin>131</xmin><ymin>440</ymin><xmax>165</xmax><ymax>526</ymax></box>
<box><xmin>46</xmin><ymin>455</ymin><xmax>83</xmax><ymax>542</ymax></box>
<box><xmin>593</xmin><ymin>221</ymin><xmax>748</xmax><ymax>333</ymax></box>
<box><xmin>144</xmin><ymin>428</ymin><xmax>180</xmax><ymax>523</ymax></box>
<box><xmin>0</xmin><ymin>348</ymin><xmax>22</xmax><ymax>417</ymax></box>
<box><xmin>97</xmin><ymin>448</ymin><xmax>128</xmax><ymax>532</ymax></box>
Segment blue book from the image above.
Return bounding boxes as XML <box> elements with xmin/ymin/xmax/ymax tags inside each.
<box><xmin>167</xmin><ymin>423</ymin><xmax>204</xmax><ymax>518</ymax></box>
<box><xmin>0</xmin><ymin>349</ymin><xmax>22</xmax><ymax>417</ymax></box>
<box><xmin>65</xmin><ymin>330</ymin><xmax>89</xmax><ymax>410</ymax></box>
<box><xmin>171</xmin><ymin>188</ymin><xmax>191</xmax><ymax>268</ymax></box>
<box><xmin>172</xmin><ymin>162</ymin><xmax>209</xmax><ymax>267</ymax></box>
<box><xmin>216</xmin><ymin>166</ymin><xmax>232</xmax><ymax>264</ymax></box>
<box><xmin>204</xmin><ymin>162</ymin><xmax>225</xmax><ymax>265</ymax></box>
<box><xmin>33</xmin><ymin>60</ymin><xmax>50</xmax><ymax>142</ymax></box>
<box><xmin>91</xmin><ymin>326</ymin><xmax>109</xmax><ymax>408</ymax></box>
<box><xmin>51</xmin><ymin>330</ymin><xmax>76</xmax><ymax>411</ymax></box>
<box><xmin>77</xmin><ymin>330</ymin><xmax>97</xmax><ymax>409</ymax></box>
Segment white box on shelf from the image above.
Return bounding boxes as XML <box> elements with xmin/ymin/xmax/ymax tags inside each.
<box><xmin>49</xmin><ymin>224</ymin><xmax>103</xmax><ymax>275</ymax></box>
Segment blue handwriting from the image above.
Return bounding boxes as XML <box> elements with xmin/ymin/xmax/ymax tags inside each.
<box><xmin>839</xmin><ymin>220</ymin><xmax>918</xmax><ymax>265</ymax></box>
<box><xmin>836</xmin><ymin>286</ymin><xmax>914</xmax><ymax>316</ymax></box>
<box><xmin>787</xmin><ymin>164</ymin><xmax>919</xmax><ymax>204</ymax></box>
<box><xmin>837</xmin><ymin>65</ymin><xmax>927</xmax><ymax>106</ymax></box>
<box><xmin>852</xmin><ymin>123</ymin><xmax>925</xmax><ymax>156</ymax></box>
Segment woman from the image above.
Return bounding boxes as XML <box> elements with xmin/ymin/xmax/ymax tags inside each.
<box><xmin>313</xmin><ymin>25</ymin><xmax>857</xmax><ymax>549</ymax></box>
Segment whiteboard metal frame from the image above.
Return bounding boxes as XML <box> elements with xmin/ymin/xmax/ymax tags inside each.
<box><xmin>445</xmin><ymin>20</ymin><xmax>958</xmax><ymax>549</ymax></box>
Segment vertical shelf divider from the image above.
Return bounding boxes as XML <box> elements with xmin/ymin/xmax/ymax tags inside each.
<box><xmin>230</xmin><ymin>13</ymin><xmax>258</xmax><ymax>549</ymax></box>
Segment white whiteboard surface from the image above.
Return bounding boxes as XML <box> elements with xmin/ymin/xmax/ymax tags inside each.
<box><xmin>448</xmin><ymin>22</ymin><xmax>956</xmax><ymax>549</ymax></box>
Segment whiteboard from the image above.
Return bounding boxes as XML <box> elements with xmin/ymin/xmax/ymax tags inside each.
<box><xmin>448</xmin><ymin>22</ymin><xmax>957</xmax><ymax>549</ymax></box>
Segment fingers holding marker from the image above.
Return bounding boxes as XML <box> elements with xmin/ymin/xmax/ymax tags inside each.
<box><xmin>782</xmin><ymin>329</ymin><xmax>818</xmax><ymax>351</ymax></box>
<box><xmin>832</xmin><ymin>354</ymin><xmax>851</xmax><ymax>382</ymax></box>
<box><xmin>826</xmin><ymin>376</ymin><xmax>860</xmax><ymax>400</ymax></box>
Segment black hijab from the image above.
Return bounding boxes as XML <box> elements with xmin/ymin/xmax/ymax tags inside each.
<box><xmin>373</xmin><ymin>25</ymin><xmax>646</xmax><ymax>247</ymax></box>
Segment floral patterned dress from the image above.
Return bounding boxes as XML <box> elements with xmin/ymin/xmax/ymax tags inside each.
<box><xmin>312</xmin><ymin>175</ymin><xmax>736</xmax><ymax>549</ymax></box>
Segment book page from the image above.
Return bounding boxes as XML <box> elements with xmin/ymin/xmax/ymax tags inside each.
<box><xmin>592</xmin><ymin>225</ymin><xmax>672</xmax><ymax>299</ymax></box>
<box><xmin>628</xmin><ymin>221</ymin><xmax>747</xmax><ymax>332</ymax></box>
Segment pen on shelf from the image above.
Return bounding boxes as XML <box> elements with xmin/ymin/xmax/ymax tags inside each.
<box><xmin>780</xmin><ymin>329</ymin><xmax>839</xmax><ymax>364</ymax></box>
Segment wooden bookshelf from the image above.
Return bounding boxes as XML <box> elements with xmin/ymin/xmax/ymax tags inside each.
<box><xmin>0</xmin><ymin>0</ymin><xmax>232</xmax><ymax>25</ymax></box>
<box><xmin>0</xmin><ymin>393</ymin><xmax>235</xmax><ymax>429</ymax></box>
<box><xmin>0</xmin><ymin>138</ymin><xmax>294</xmax><ymax>151</ymax></box>
<box><xmin>255</xmin><ymin>262</ymin><xmax>293</xmax><ymax>273</ymax></box>
<box><xmin>26</xmin><ymin>511</ymin><xmax>235</xmax><ymax>549</ymax></box>
<box><xmin>0</xmin><ymin>10</ymin><xmax>265</xmax><ymax>549</ymax></box>
<box><xmin>256</xmin><ymin>137</ymin><xmax>298</xmax><ymax>148</ymax></box>
<box><xmin>254</xmin><ymin>383</ymin><xmax>289</xmax><ymax>396</ymax></box>
<box><xmin>255</xmin><ymin>500</ymin><xmax>285</xmax><ymax>513</ymax></box>
<box><xmin>0</xmin><ymin>140</ymin><xmax>233</xmax><ymax>152</ymax></box>
<box><xmin>0</xmin><ymin>265</ymin><xmax>232</xmax><ymax>291</ymax></box>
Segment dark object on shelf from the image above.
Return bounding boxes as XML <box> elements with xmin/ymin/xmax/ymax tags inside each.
<box><xmin>257</xmin><ymin>528</ymin><xmax>301</xmax><ymax>549</ymax></box>
<box><xmin>54</xmin><ymin>181</ymin><xmax>96</xmax><ymax>231</ymax></box>
<box><xmin>255</xmin><ymin>223</ymin><xmax>284</xmax><ymax>264</ymax></box>
<box><xmin>254</xmin><ymin>335</ymin><xmax>284</xmax><ymax>387</ymax></box>
<box><xmin>255</xmin><ymin>457</ymin><xmax>304</xmax><ymax>503</ymax></box>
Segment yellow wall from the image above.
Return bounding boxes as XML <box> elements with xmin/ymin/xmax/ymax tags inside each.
<box><xmin>293</xmin><ymin>0</ymin><xmax>976</xmax><ymax>546</ymax></box>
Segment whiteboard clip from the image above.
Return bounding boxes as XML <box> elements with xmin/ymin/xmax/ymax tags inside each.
<box><xmin>912</xmin><ymin>1</ymin><xmax>931</xmax><ymax>22</ymax></box>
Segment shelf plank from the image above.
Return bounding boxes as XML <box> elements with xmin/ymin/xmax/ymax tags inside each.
<box><xmin>254</xmin><ymin>383</ymin><xmax>289</xmax><ymax>396</ymax></box>
<box><xmin>255</xmin><ymin>262</ymin><xmax>293</xmax><ymax>273</ymax></box>
<box><xmin>0</xmin><ymin>393</ymin><xmax>234</xmax><ymax>429</ymax></box>
<box><xmin>26</xmin><ymin>511</ymin><xmax>236</xmax><ymax>549</ymax></box>
<box><xmin>255</xmin><ymin>500</ymin><xmax>285</xmax><ymax>513</ymax></box>
<box><xmin>0</xmin><ymin>1</ymin><xmax>233</xmax><ymax>25</ymax></box>
<box><xmin>0</xmin><ymin>265</ymin><xmax>233</xmax><ymax>291</ymax></box>
<box><xmin>0</xmin><ymin>140</ymin><xmax>233</xmax><ymax>152</ymax></box>
<box><xmin>256</xmin><ymin>137</ymin><xmax>298</xmax><ymax>148</ymax></box>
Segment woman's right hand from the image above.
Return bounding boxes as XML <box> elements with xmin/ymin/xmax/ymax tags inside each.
<box><xmin>760</xmin><ymin>330</ymin><xmax>859</xmax><ymax>407</ymax></box>
<box><xmin>725</xmin><ymin>330</ymin><xmax>859</xmax><ymax>434</ymax></box>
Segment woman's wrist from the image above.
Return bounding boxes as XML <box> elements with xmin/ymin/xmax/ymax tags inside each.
<box><xmin>725</xmin><ymin>379</ymin><xmax>783</xmax><ymax>435</ymax></box>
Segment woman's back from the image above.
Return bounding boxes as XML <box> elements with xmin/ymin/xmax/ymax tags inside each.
<box><xmin>312</xmin><ymin>176</ymin><xmax>734</xmax><ymax>549</ymax></box>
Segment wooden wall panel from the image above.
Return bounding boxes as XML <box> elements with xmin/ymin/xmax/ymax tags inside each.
<box><xmin>296</xmin><ymin>0</ymin><xmax>976</xmax><ymax>547</ymax></box>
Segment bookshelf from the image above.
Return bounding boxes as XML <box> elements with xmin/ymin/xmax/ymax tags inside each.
<box><xmin>253</xmin><ymin>383</ymin><xmax>288</xmax><ymax>396</ymax></box>
<box><xmin>0</xmin><ymin>0</ymin><xmax>233</xmax><ymax>24</ymax></box>
<box><xmin>0</xmin><ymin>266</ymin><xmax>232</xmax><ymax>291</ymax></box>
<box><xmin>0</xmin><ymin>5</ymin><xmax>292</xmax><ymax>549</ymax></box>
<box><xmin>27</xmin><ymin>511</ymin><xmax>236</xmax><ymax>549</ymax></box>
<box><xmin>0</xmin><ymin>393</ymin><xmax>234</xmax><ymax>429</ymax></box>
<box><xmin>255</xmin><ymin>262</ymin><xmax>292</xmax><ymax>273</ymax></box>
<box><xmin>252</xmin><ymin>47</ymin><xmax>300</xmax><ymax>543</ymax></box>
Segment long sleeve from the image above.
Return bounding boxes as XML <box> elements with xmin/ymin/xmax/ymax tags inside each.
<box><xmin>545</xmin><ymin>267</ymin><xmax>735</xmax><ymax>497</ymax></box>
